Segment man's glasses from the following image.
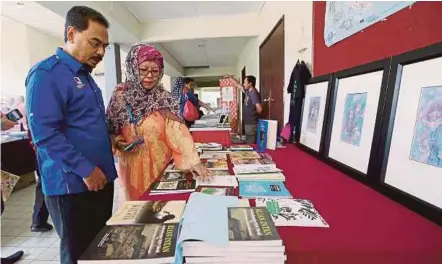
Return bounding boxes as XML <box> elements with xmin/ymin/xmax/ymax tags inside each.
<box><xmin>88</xmin><ymin>39</ymin><xmax>109</xmax><ymax>51</ymax></box>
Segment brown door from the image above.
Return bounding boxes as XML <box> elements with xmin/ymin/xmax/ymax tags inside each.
<box><xmin>259</xmin><ymin>16</ymin><xmax>285</xmax><ymax>131</ymax></box>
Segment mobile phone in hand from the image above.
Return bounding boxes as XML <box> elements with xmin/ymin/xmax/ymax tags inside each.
<box><xmin>6</xmin><ymin>109</ymin><xmax>23</xmax><ymax>122</ymax></box>
<box><xmin>123</xmin><ymin>138</ymin><xmax>144</xmax><ymax>152</ymax></box>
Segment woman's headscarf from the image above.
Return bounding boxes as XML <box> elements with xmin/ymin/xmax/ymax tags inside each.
<box><xmin>172</xmin><ymin>77</ymin><xmax>185</xmax><ymax>103</ymax></box>
<box><xmin>106</xmin><ymin>43</ymin><xmax>182</xmax><ymax>135</ymax></box>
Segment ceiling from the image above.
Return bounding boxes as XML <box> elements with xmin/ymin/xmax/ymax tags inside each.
<box><xmin>0</xmin><ymin>1</ymin><xmax>64</xmax><ymax>38</ymax></box>
<box><xmin>161</xmin><ymin>36</ymin><xmax>251</xmax><ymax>68</ymax></box>
<box><xmin>124</xmin><ymin>1</ymin><xmax>264</xmax><ymax>22</ymax></box>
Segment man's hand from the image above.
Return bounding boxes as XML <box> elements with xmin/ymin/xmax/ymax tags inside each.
<box><xmin>83</xmin><ymin>167</ymin><xmax>107</xmax><ymax>192</ymax></box>
<box><xmin>1</xmin><ymin>115</ymin><xmax>16</xmax><ymax>131</ymax></box>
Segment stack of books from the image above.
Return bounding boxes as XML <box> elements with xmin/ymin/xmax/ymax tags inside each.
<box><xmin>79</xmin><ymin>200</ymin><xmax>186</xmax><ymax>263</ymax></box>
<box><xmin>228</xmin><ymin>144</ymin><xmax>254</xmax><ymax>151</ymax></box>
<box><xmin>150</xmin><ymin>170</ymin><xmax>197</xmax><ymax>195</ymax></box>
<box><xmin>230</xmin><ymin>151</ymin><xmax>276</xmax><ymax>170</ymax></box>
<box><xmin>180</xmin><ymin>194</ymin><xmax>286</xmax><ymax>264</ymax></box>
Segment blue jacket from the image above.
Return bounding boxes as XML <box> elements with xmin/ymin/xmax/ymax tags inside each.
<box><xmin>25</xmin><ymin>48</ymin><xmax>117</xmax><ymax>196</ymax></box>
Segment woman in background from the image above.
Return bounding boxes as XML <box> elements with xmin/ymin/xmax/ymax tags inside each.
<box><xmin>106</xmin><ymin>43</ymin><xmax>211</xmax><ymax>201</ymax></box>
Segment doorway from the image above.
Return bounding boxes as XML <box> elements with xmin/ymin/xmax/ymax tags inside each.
<box><xmin>259</xmin><ymin>16</ymin><xmax>285</xmax><ymax>132</ymax></box>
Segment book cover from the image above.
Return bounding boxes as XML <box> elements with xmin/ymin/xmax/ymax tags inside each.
<box><xmin>195</xmin><ymin>176</ymin><xmax>238</xmax><ymax>188</ymax></box>
<box><xmin>257</xmin><ymin>120</ymin><xmax>268</xmax><ymax>152</ymax></box>
<box><xmin>202</xmin><ymin>159</ymin><xmax>229</xmax><ymax>170</ymax></box>
<box><xmin>227</xmin><ymin>207</ymin><xmax>281</xmax><ymax>242</ymax></box>
<box><xmin>150</xmin><ymin>180</ymin><xmax>196</xmax><ymax>192</ymax></box>
<box><xmin>229</xmin><ymin>151</ymin><xmax>261</xmax><ymax>161</ymax></box>
<box><xmin>1</xmin><ymin>170</ymin><xmax>20</xmax><ymax>201</ymax></box>
<box><xmin>255</xmin><ymin>198</ymin><xmax>329</xmax><ymax>228</ymax></box>
<box><xmin>208</xmin><ymin>170</ymin><xmax>231</xmax><ymax>176</ymax></box>
<box><xmin>236</xmin><ymin>172</ymin><xmax>286</xmax><ymax>181</ymax></box>
<box><xmin>199</xmin><ymin>152</ymin><xmax>227</xmax><ymax>160</ymax></box>
<box><xmin>239</xmin><ymin>181</ymin><xmax>292</xmax><ymax>198</ymax></box>
<box><xmin>164</xmin><ymin>164</ymin><xmax>180</xmax><ymax>173</ymax></box>
<box><xmin>79</xmin><ymin>224</ymin><xmax>178</xmax><ymax>262</ymax></box>
<box><xmin>229</xmin><ymin>145</ymin><xmax>254</xmax><ymax>151</ymax></box>
<box><xmin>107</xmin><ymin>201</ymin><xmax>186</xmax><ymax>226</ymax></box>
<box><xmin>232</xmin><ymin>159</ymin><xmax>275</xmax><ymax>167</ymax></box>
<box><xmin>160</xmin><ymin>171</ymin><xmax>188</xmax><ymax>181</ymax></box>
<box><xmin>233</xmin><ymin>167</ymin><xmax>282</xmax><ymax>175</ymax></box>
<box><xmin>196</xmin><ymin>186</ymin><xmax>235</xmax><ymax>196</ymax></box>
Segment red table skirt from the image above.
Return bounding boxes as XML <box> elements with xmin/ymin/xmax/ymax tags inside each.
<box><xmin>140</xmin><ymin>145</ymin><xmax>442</xmax><ymax>264</ymax></box>
<box><xmin>191</xmin><ymin>130</ymin><xmax>231</xmax><ymax>147</ymax></box>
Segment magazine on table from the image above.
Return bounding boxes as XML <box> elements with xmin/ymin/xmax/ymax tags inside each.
<box><xmin>239</xmin><ymin>181</ymin><xmax>292</xmax><ymax>199</ymax></box>
<box><xmin>255</xmin><ymin>198</ymin><xmax>329</xmax><ymax>228</ymax></box>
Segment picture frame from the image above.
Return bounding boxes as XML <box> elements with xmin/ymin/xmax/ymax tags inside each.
<box><xmin>376</xmin><ymin>42</ymin><xmax>442</xmax><ymax>224</ymax></box>
<box><xmin>322</xmin><ymin>59</ymin><xmax>391</xmax><ymax>182</ymax></box>
<box><xmin>297</xmin><ymin>74</ymin><xmax>334</xmax><ymax>157</ymax></box>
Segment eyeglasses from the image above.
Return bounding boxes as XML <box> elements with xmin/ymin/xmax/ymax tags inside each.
<box><xmin>139</xmin><ymin>68</ymin><xmax>161</xmax><ymax>77</ymax></box>
<box><xmin>88</xmin><ymin>39</ymin><xmax>109</xmax><ymax>51</ymax></box>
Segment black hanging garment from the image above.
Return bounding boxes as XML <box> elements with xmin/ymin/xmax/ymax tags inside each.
<box><xmin>287</xmin><ymin>60</ymin><xmax>312</xmax><ymax>142</ymax></box>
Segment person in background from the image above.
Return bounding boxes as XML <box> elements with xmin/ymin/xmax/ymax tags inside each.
<box><xmin>15</xmin><ymin>96</ymin><xmax>27</xmax><ymax>130</ymax></box>
<box><xmin>194</xmin><ymin>94</ymin><xmax>205</xmax><ymax>119</ymax></box>
<box><xmin>225</xmin><ymin>75</ymin><xmax>262</xmax><ymax>144</ymax></box>
<box><xmin>106</xmin><ymin>43</ymin><xmax>212</xmax><ymax>201</ymax></box>
<box><xmin>25</xmin><ymin>6</ymin><xmax>117</xmax><ymax>264</ymax></box>
<box><xmin>26</xmin><ymin>126</ymin><xmax>52</xmax><ymax>233</ymax></box>
<box><xmin>180</xmin><ymin>77</ymin><xmax>214</xmax><ymax>127</ymax></box>
<box><xmin>1</xmin><ymin>115</ymin><xmax>24</xmax><ymax>264</ymax></box>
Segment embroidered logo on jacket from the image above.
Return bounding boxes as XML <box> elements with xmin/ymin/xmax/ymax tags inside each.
<box><xmin>73</xmin><ymin>77</ymin><xmax>85</xmax><ymax>89</ymax></box>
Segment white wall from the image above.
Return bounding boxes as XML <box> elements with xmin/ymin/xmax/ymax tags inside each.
<box><xmin>26</xmin><ymin>26</ymin><xmax>63</xmax><ymax>66</ymax></box>
<box><xmin>1</xmin><ymin>16</ymin><xmax>63</xmax><ymax>98</ymax></box>
<box><xmin>1</xmin><ymin>17</ymin><xmax>31</xmax><ymax>98</ymax></box>
<box><xmin>235</xmin><ymin>1</ymin><xmax>314</xmax><ymax>124</ymax></box>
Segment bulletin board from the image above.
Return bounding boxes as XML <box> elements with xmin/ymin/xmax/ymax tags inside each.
<box><xmin>219</xmin><ymin>78</ymin><xmax>239</xmax><ymax>133</ymax></box>
<box><xmin>313</xmin><ymin>1</ymin><xmax>442</xmax><ymax>76</ymax></box>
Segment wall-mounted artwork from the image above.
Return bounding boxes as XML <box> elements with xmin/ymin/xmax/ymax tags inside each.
<box><xmin>325</xmin><ymin>65</ymin><xmax>386</xmax><ymax>175</ymax></box>
<box><xmin>340</xmin><ymin>92</ymin><xmax>367</xmax><ymax>146</ymax></box>
<box><xmin>409</xmin><ymin>86</ymin><xmax>442</xmax><ymax>168</ymax></box>
<box><xmin>380</xmin><ymin>43</ymin><xmax>442</xmax><ymax>209</ymax></box>
<box><xmin>299</xmin><ymin>75</ymin><xmax>333</xmax><ymax>153</ymax></box>
<box><xmin>307</xmin><ymin>97</ymin><xmax>321</xmax><ymax>133</ymax></box>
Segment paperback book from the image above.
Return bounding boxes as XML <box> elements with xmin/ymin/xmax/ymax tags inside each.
<box><xmin>230</xmin><ymin>151</ymin><xmax>261</xmax><ymax>161</ymax></box>
<box><xmin>236</xmin><ymin>172</ymin><xmax>286</xmax><ymax>182</ymax></box>
<box><xmin>150</xmin><ymin>179</ymin><xmax>196</xmax><ymax>194</ymax></box>
<box><xmin>107</xmin><ymin>201</ymin><xmax>186</xmax><ymax>226</ymax></box>
<box><xmin>239</xmin><ymin>181</ymin><xmax>292</xmax><ymax>199</ymax></box>
<box><xmin>255</xmin><ymin>198</ymin><xmax>329</xmax><ymax>228</ymax></box>
<box><xmin>199</xmin><ymin>152</ymin><xmax>227</xmax><ymax>160</ymax></box>
<box><xmin>233</xmin><ymin>167</ymin><xmax>282</xmax><ymax>175</ymax></box>
<box><xmin>196</xmin><ymin>185</ymin><xmax>235</xmax><ymax>196</ymax></box>
<box><xmin>79</xmin><ymin>224</ymin><xmax>179</xmax><ymax>264</ymax></box>
<box><xmin>201</xmin><ymin>159</ymin><xmax>229</xmax><ymax>170</ymax></box>
<box><xmin>229</xmin><ymin>145</ymin><xmax>254</xmax><ymax>151</ymax></box>
<box><xmin>160</xmin><ymin>171</ymin><xmax>188</xmax><ymax>181</ymax></box>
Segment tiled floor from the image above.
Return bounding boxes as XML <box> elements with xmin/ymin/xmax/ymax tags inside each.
<box><xmin>1</xmin><ymin>180</ymin><xmax>121</xmax><ymax>264</ymax></box>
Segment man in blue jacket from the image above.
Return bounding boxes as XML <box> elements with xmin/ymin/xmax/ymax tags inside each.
<box><xmin>25</xmin><ymin>6</ymin><xmax>117</xmax><ymax>264</ymax></box>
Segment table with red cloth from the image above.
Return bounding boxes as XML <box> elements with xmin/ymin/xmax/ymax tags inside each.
<box><xmin>189</xmin><ymin>127</ymin><xmax>231</xmax><ymax>147</ymax></box>
<box><xmin>139</xmin><ymin>144</ymin><xmax>442</xmax><ymax>264</ymax></box>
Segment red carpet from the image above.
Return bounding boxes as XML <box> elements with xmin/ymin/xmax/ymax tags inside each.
<box><xmin>141</xmin><ymin>144</ymin><xmax>442</xmax><ymax>264</ymax></box>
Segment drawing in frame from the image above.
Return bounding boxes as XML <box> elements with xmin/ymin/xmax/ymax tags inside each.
<box><xmin>298</xmin><ymin>74</ymin><xmax>334</xmax><ymax>157</ymax></box>
<box><xmin>376</xmin><ymin>42</ymin><xmax>442</xmax><ymax>224</ymax></box>
<box><xmin>323</xmin><ymin>59</ymin><xmax>390</xmax><ymax>180</ymax></box>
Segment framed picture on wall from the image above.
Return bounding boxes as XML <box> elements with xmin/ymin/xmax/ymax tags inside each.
<box><xmin>298</xmin><ymin>74</ymin><xmax>333</xmax><ymax>156</ymax></box>
<box><xmin>323</xmin><ymin>59</ymin><xmax>390</xmax><ymax>179</ymax></box>
<box><xmin>377</xmin><ymin>42</ymin><xmax>442</xmax><ymax>221</ymax></box>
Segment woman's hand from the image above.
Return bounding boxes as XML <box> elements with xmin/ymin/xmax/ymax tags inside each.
<box><xmin>190</xmin><ymin>163</ymin><xmax>213</xmax><ymax>181</ymax></box>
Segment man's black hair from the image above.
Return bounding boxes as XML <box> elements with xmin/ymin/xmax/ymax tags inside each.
<box><xmin>245</xmin><ymin>75</ymin><xmax>256</xmax><ymax>87</ymax></box>
<box><xmin>64</xmin><ymin>6</ymin><xmax>109</xmax><ymax>42</ymax></box>
<box><xmin>184</xmin><ymin>77</ymin><xmax>194</xmax><ymax>84</ymax></box>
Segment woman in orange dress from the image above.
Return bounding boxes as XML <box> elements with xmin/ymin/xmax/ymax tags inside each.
<box><xmin>106</xmin><ymin>43</ymin><xmax>211</xmax><ymax>201</ymax></box>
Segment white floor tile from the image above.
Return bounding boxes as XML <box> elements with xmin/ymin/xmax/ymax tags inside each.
<box><xmin>32</xmin><ymin>261</ymin><xmax>59</xmax><ymax>264</ymax></box>
<box><xmin>1</xmin><ymin>235</ymin><xmax>15</xmax><ymax>246</ymax></box>
<box><xmin>33</xmin><ymin>238</ymin><xmax>58</xmax><ymax>248</ymax></box>
<box><xmin>1</xmin><ymin>246</ymin><xmax>19</xmax><ymax>257</ymax></box>
<box><xmin>37</xmin><ymin>248</ymin><xmax>58</xmax><ymax>261</ymax></box>
<box><xmin>20</xmin><ymin>237</ymin><xmax>42</xmax><ymax>248</ymax></box>
<box><xmin>4</xmin><ymin>236</ymin><xmax>28</xmax><ymax>247</ymax></box>
<box><xmin>16</xmin><ymin>260</ymin><xmax>34</xmax><ymax>264</ymax></box>
<box><xmin>21</xmin><ymin>247</ymin><xmax>47</xmax><ymax>260</ymax></box>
